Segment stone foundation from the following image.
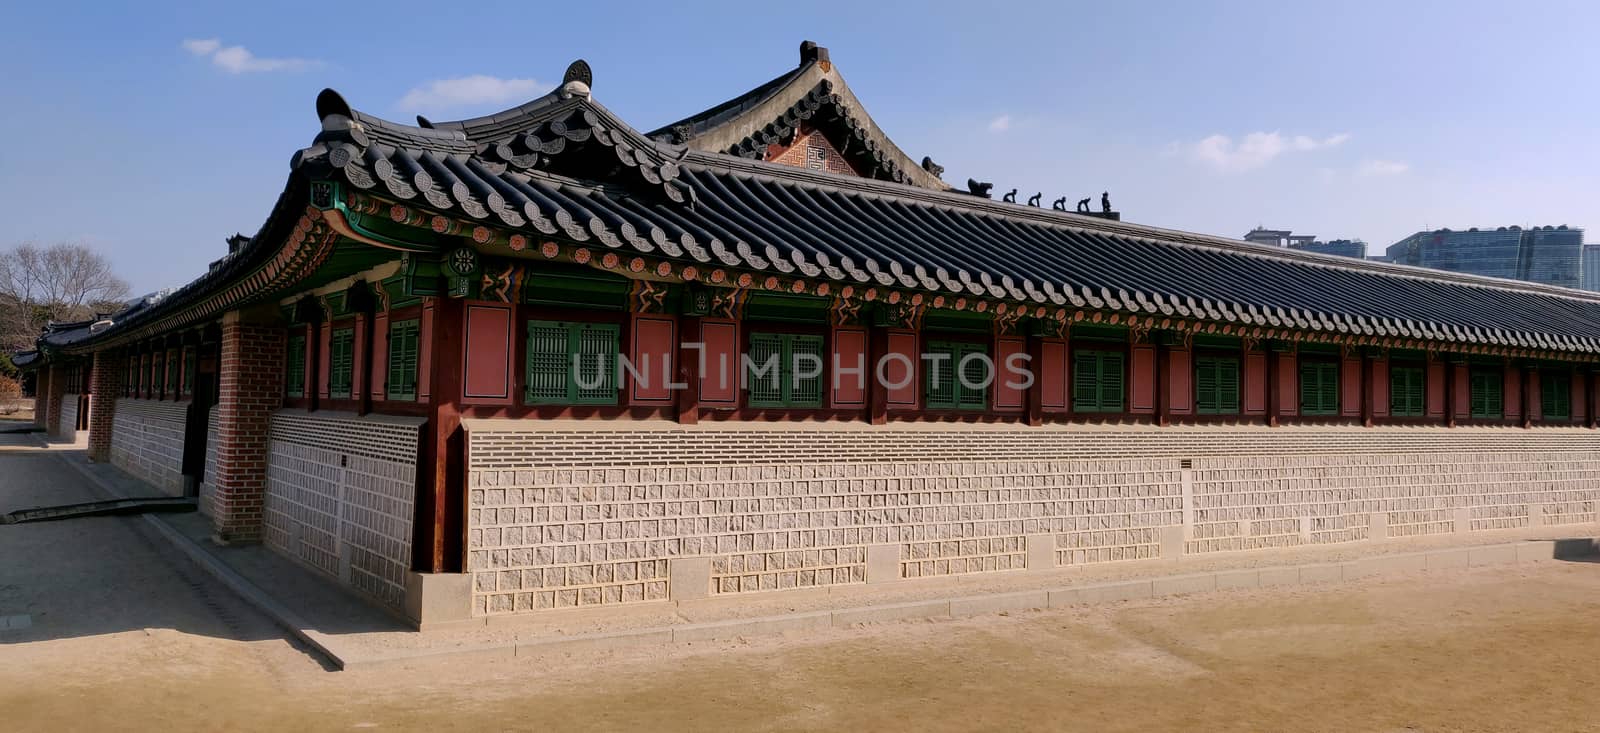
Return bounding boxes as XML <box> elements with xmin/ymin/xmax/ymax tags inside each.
<box><xmin>109</xmin><ymin>398</ymin><xmax>187</xmax><ymax>495</ymax></box>
<box><xmin>460</xmin><ymin>422</ymin><xmax>1600</xmax><ymax>617</ymax></box>
<box><xmin>263</xmin><ymin>410</ymin><xmax>423</xmax><ymax>610</ymax></box>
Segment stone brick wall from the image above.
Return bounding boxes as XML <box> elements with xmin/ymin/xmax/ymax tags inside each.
<box><xmin>57</xmin><ymin>394</ymin><xmax>80</xmax><ymax>443</ymax></box>
<box><xmin>108</xmin><ymin>398</ymin><xmax>188</xmax><ymax>495</ymax></box>
<box><xmin>263</xmin><ymin>410</ymin><xmax>423</xmax><ymax>609</ymax></box>
<box><xmin>462</xmin><ymin>423</ymin><xmax>1600</xmax><ymax>617</ymax></box>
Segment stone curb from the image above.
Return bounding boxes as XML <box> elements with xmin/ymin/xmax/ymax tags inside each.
<box><xmin>51</xmin><ymin>450</ymin><xmax>1600</xmax><ymax>670</ymax></box>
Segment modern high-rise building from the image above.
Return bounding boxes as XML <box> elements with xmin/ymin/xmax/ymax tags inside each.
<box><xmin>1386</xmin><ymin>226</ymin><xmax>1584</xmax><ymax>289</ymax></box>
<box><xmin>1583</xmin><ymin>244</ymin><xmax>1600</xmax><ymax>292</ymax></box>
<box><xmin>1243</xmin><ymin>228</ymin><xmax>1366</xmax><ymax>259</ymax></box>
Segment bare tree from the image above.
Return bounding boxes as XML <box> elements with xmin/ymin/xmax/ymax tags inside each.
<box><xmin>0</xmin><ymin>241</ymin><xmax>131</xmax><ymax>354</ymax></box>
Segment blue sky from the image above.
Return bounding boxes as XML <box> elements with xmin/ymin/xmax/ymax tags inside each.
<box><xmin>2</xmin><ymin>0</ymin><xmax>1595</xmax><ymax>294</ymax></box>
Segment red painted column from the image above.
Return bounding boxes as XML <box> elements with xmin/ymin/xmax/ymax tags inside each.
<box><xmin>86</xmin><ymin>350</ymin><xmax>125</xmax><ymax>462</ymax></box>
<box><xmin>1265</xmin><ymin>350</ymin><xmax>1280</xmax><ymax>427</ymax></box>
<box><xmin>675</xmin><ymin>316</ymin><xmax>702</xmax><ymax>424</ymax></box>
<box><xmin>209</xmin><ymin>312</ymin><xmax>285</xmax><ymax>544</ymax></box>
<box><xmin>417</xmin><ymin>296</ymin><xmax>465</xmax><ymax>572</ymax></box>
<box><xmin>1588</xmin><ymin>370</ymin><xmax>1598</xmax><ymax>429</ymax></box>
<box><xmin>1024</xmin><ymin>334</ymin><xmax>1044</xmax><ymax>427</ymax></box>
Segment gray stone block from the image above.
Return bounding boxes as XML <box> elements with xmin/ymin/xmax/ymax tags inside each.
<box><xmin>1526</xmin><ymin>504</ymin><xmax>1545</xmax><ymax>528</ymax></box>
<box><xmin>1214</xmin><ymin>570</ymin><xmax>1260</xmax><ymax>590</ymax></box>
<box><xmin>866</xmin><ymin>544</ymin><xmax>901</xmax><ymax>584</ymax></box>
<box><xmin>1468</xmin><ymin>545</ymin><xmax>1519</xmax><ymax>567</ymax></box>
<box><xmin>950</xmin><ymin>591</ymin><xmax>1048</xmax><ymax>618</ymax></box>
<box><xmin>1516</xmin><ymin>540</ymin><xmax>1557</xmax><ymax>563</ymax></box>
<box><xmin>1369</xmin><ymin>512</ymin><xmax>1388</xmax><ymax>541</ymax></box>
<box><xmin>669</xmin><ymin>557</ymin><xmax>713</xmax><ymax>601</ymax></box>
<box><xmin>1025</xmin><ymin>534</ymin><xmax>1056</xmax><ymax>572</ymax></box>
<box><xmin>1258</xmin><ymin>567</ymin><xmax>1301</xmax><ymax>587</ymax></box>
<box><xmin>1153</xmin><ymin>573</ymin><xmax>1216</xmax><ymax>596</ymax></box>
<box><xmin>832</xmin><ymin>600</ymin><xmax>951</xmax><ymax>626</ymax></box>
<box><xmin>519</xmin><ymin>629</ymin><xmax>673</xmax><ymax>656</ymax></box>
<box><xmin>1074</xmin><ymin>580</ymin><xmax>1153</xmax><ymax>604</ymax></box>
<box><xmin>1424</xmin><ymin>548</ymin><xmax>1471</xmax><ymax>570</ymax></box>
<box><xmin>1160</xmin><ymin>525</ymin><xmax>1185</xmax><ymax>560</ymax></box>
<box><xmin>404</xmin><ymin>571</ymin><xmax>474</xmax><ymax>628</ymax></box>
<box><xmin>1352</xmin><ymin>553</ymin><xmax>1427</xmax><ymax>578</ymax></box>
<box><xmin>671</xmin><ymin>611</ymin><xmax>832</xmax><ymax>643</ymax></box>
<box><xmin>1298</xmin><ymin>563</ymin><xmax>1345</xmax><ymax>584</ymax></box>
<box><xmin>1454</xmin><ymin>507</ymin><xmax>1473</xmax><ymax>534</ymax></box>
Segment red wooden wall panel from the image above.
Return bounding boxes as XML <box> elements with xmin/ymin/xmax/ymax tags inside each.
<box><xmin>1503</xmin><ymin>367</ymin><xmax>1522</xmax><ymax>421</ymax></box>
<box><xmin>1129</xmin><ymin>344</ymin><xmax>1156</xmax><ymax>414</ymax></box>
<box><xmin>1525</xmin><ymin>370</ymin><xmax>1541</xmax><ymax>422</ymax></box>
<box><xmin>418</xmin><ymin>300</ymin><xmax>435</xmax><ymax>401</ymax></box>
<box><xmin>1370</xmin><ymin>357</ymin><xmax>1390</xmax><ymax>418</ymax></box>
<box><xmin>1166</xmin><ymin>348</ymin><xmax>1192</xmax><ymax>416</ymax></box>
<box><xmin>1573</xmin><ymin>372</ymin><xmax>1588</xmax><ymax>423</ymax></box>
<box><xmin>628</xmin><ymin>314</ymin><xmax>676</xmax><ymax>405</ymax></box>
<box><xmin>317</xmin><ymin>324</ymin><xmax>332</xmax><ymax>399</ymax></box>
<box><xmin>994</xmin><ymin>336</ymin><xmax>1027</xmax><ymax>411</ymax></box>
<box><xmin>1276</xmin><ymin>355</ymin><xmax>1297</xmax><ymax>415</ymax></box>
<box><xmin>1340</xmin><ymin>356</ymin><xmax>1362</xmax><ymax>418</ymax></box>
<box><xmin>699</xmin><ymin>319</ymin><xmax>739</xmax><ymax>407</ymax></box>
<box><xmin>831</xmin><ymin>327</ymin><xmax>867</xmax><ymax>408</ymax></box>
<box><xmin>462</xmin><ymin>303</ymin><xmax>513</xmax><ymax>404</ymax></box>
<box><xmin>1426</xmin><ymin>362</ymin><xmax>1446</xmax><ymax>418</ymax></box>
<box><xmin>1451</xmin><ymin>365</ymin><xmax>1470</xmax><ymax>418</ymax></box>
<box><xmin>369</xmin><ymin>311</ymin><xmax>389</xmax><ymax>401</ymax></box>
<box><xmin>1039</xmin><ymin>339</ymin><xmax>1069</xmax><ymax>412</ymax></box>
<box><xmin>885</xmin><ymin>330</ymin><xmax>918</xmax><ymax>408</ymax></box>
<box><xmin>1243</xmin><ymin>352</ymin><xmax>1266</xmax><ymax>415</ymax></box>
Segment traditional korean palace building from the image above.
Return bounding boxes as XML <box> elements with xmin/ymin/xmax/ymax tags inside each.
<box><xmin>18</xmin><ymin>42</ymin><xmax>1600</xmax><ymax>624</ymax></box>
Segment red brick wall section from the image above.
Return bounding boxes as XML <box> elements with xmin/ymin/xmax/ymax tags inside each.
<box><xmin>32</xmin><ymin>369</ymin><xmax>48</xmax><ymax>428</ymax></box>
<box><xmin>87</xmin><ymin>352</ymin><xmax>125</xmax><ymax>462</ymax></box>
<box><xmin>44</xmin><ymin>364</ymin><xmax>67</xmax><ymax>438</ymax></box>
<box><xmin>210</xmin><ymin>317</ymin><xmax>285</xmax><ymax>544</ymax></box>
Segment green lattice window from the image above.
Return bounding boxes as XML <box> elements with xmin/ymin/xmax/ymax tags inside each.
<box><xmin>387</xmin><ymin>320</ymin><xmax>420</xmax><ymax>401</ymax></box>
<box><xmin>285</xmin><ymin>335</ymin><xmax>307</xmax><ymax>398</ymax></box>
<box><xmin>329</xmin><ymin>327</ymin><xmax>355</xmax><ymax>399</ymax></box>
<box><xmin>1299</xmin><ymin>359</ymin><xmax>1339</xmax><ymax>416</ymax></box>
<box><xmin>524</xmin><ymin>320</ymin><xmax>620</xmax><ymax>405</ymax></box>
<box><xmin>1072</xmin><ymin>349</ymin><xmax>1125</xmax><ymax>413</ymax></box>
<box><xmin>1469</xmin><ymin>368</ymin><xmax>1503</xmax><ymax>419</ymax></box>
<box><xmin>181</xmin><ymin>347</ymin><xmax>196</xmax><ymax>396</ymax></box>
<box><xmin>125</xmin><ymin>357</ymin><xmax>137</xmax><ymax>397</ymax></box>
<box><xmin>1389</xmin><ymin>365</ymin><xmax>1424</xmax><ymax>417</ymax></box>
<box><xmin>165</xmin><ymin>349</ymin><xmax>179</xmax><ymax>394</ymax></box>
<box><xmin>1541</xmin><ymin>370</ymin><xmax>1570</xmax><ymax>420</ymax></box>
<box><xmin>1194</xmin><ymin>355</ymin><xmax>1240</xmax><ymax>415</ymax></box>
<box><xmin>746</xmin><ymin>332</ymin><xmax>825</xmax><ymax>408</ymax></box>
<box><xmin>924</xmin><ymin>340</ymin><xmax>989</xmax><ymax>411</ymax></box>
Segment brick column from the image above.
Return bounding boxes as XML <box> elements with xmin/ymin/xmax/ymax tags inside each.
<box><xmin>209</xmin><ymin>312</ymin><xmax>285</xmax><ymax>544</ymax></box>
<box><xmin>87</xmin><ymin>351</ymin><xmax>125</xmax><ymax>462</ymax></box>
<box><xmin>31</xmin><ymin>368</ymin><xmax>48</xmax><ymax>428</ymax></box>
<box><xmin>44</xmin><ymin>364</ymin><xmax>67</xmax><ymax>438</ymax></box>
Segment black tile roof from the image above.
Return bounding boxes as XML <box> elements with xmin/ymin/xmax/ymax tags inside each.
<box><xmin>21</xmin><ymin>47</ymin><xmax>1600</xmax><ymax>362</ymax></box>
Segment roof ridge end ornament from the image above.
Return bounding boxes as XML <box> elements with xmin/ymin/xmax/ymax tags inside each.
<box><xmin>799</xmin><ymin>40</ymin><xmax>830</xmax><ymax>67</ymax></box>
<box><xmin>563</xmin><ymin>59</ymin><xmax>593</xmax><ymax>88</ymax></box>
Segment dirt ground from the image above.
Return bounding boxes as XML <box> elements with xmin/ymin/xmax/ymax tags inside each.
<box><xmin>5</xmin><ymin>556</ymin><xmax>1600</xmax><ymax>732</ymax></box>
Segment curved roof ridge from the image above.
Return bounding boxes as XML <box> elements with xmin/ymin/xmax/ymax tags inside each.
<box><xmin>684</xmin><ymin>151</ymin><xmax>1600</xmax><ymax>306</ymax></box>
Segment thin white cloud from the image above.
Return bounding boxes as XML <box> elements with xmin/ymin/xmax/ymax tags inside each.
<box><xmin>399</xmin><ymin>76</ymin><xmax>549</xmax><ymax>113</ymax></box>
<box><xmin>181</xmin><ymin>38</ymin><xmax>319</xmax><ymax>73</ymax></box>
<box><xmin>1358</xmin><ymin>159</ymin><xmax>1411</xmax><ymax>176</ymax></box>
<box><xmin>1188</xmin><ymin>131</ymin><xmax>1351</xmax><ymax>172</ymax></box>
<box><xmin>987</xmin><ymin>114</ymin><xmax>1011</xmax><ymax>133</ymax></box>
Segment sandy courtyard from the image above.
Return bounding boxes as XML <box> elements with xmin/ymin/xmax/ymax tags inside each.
<box><xmin>6</xmin><ymin>554</ymin><xmax>1600</xmax><ymax>731</ymax></box>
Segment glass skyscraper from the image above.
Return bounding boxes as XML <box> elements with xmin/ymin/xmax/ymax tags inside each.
<box><xmin>1385</xmin><ymin>226</ymin><xmax>1583</xmax><ymax>288</ymax></box>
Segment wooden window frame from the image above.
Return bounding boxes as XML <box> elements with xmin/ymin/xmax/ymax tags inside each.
<box><xmin>386</xmin><ymin>319</ymin><xmax>421</xmax><ymax>402</ymax></box>
<box><xmin>1072</xmin><ymin>347</ymin><xmax>1126</xmax><ymax>414</ymax></box>
<box><xmin>1193</xmin><ymin>352</ymin><xmax>1241</xmax><ymax>415</ymax></box>
<box><xmin>923</xmin><ymin>340</ymin><xmax>989</xmax><ymax>411</ymax></box>
<box><xmin>328</xmin><ymin>327</ymin><xmax>355</xmax><ymax>399</ymax></box>
<box><xmin>1468</xmin><ymin>367</ymin><xmax>1503</xmax><ymax>419</ymax></box>
<box><xmin>1298</xmin><ymin>357</ymin><xmax>1339</xmax><ymax>416</ymax></box>
<box><xmin>523</xmin><ymin>319</ymin><xmax>621</xmax><ymax>406</ymax></box>
<box><xmin>745</xmin><ymin>331</ymin><xmax>826</xmax><ymax>409</ymax></box>
<box><xmin>1389</xmin><ymin>363</ymin><xmax>1425</xmax><ymax>418</ymax></box>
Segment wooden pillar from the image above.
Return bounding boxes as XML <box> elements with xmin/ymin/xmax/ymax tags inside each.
<box><xmin>1361</xmin><ymin>350</ymin><xmax>1375</xmax><ymax>428</ymax></box>
<box><xmin>1025</xmin><ymin>333</ymin><xmax>1044</xmax><ymax>427</ymax></box>
<box><xmin>1265</xmin><ymin>349</ymin><xmax>1280</xmax><ymax>427</ymax></box>
<box><xmin>416</xmin><ymin>296</ymin><xmax>465</xmax><ymax>574</ymax></box>
<box><xmin>1445</xmin><ymin>360</ymin><xmax>1461</xmax><ymax>428</ymax></box>
<box><xmin>1521</xmin><ymin>363</ymin><xmax>1534</xmax><ymax>429</ymax></box>
<box><xmin>676</xmin><ymin>316</ymin><xmax>701</xmax><ymax>425</ymax></box>
<box><xmin>867</xmin><ymin>325</ymin><xmax>889</xmax><ymax>426</ymax></box>
<box><xmin>1588</xmin><ymin>370</ymin><xmax>1598</xmax><ymax>429</ymax></box>
<box><xmin>1154</xmin><ymin>340</ymin><xmax>1170</xmax><ymax>427</ymax></box>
